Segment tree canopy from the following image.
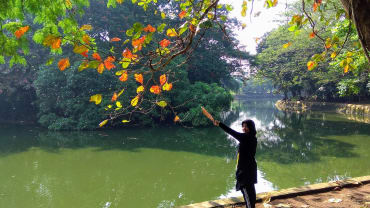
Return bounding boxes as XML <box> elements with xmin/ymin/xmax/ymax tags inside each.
<box><xmin>1</xmin><ymin>0</ymin><xmax>369</xmax><ymax>127</ymax></box>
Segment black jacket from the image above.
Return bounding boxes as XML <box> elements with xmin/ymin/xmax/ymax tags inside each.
<box><xmin>219</xmin><ymin>122</ymin><xmax>257</xmax><ymax>190</ymax></box>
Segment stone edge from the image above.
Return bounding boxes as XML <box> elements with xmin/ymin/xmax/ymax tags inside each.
<box><xmin>178</xmin><ymin>175</ymin><xmax>370</xmax><ymax>208</ymax></box>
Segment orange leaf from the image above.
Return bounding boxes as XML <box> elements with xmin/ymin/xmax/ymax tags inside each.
<box><xmin>313</xmin><ymin>2</ymin><xmax>319</xmax><ymax>12</ymax></box>
<box><xmin>81</xmin><ymin>50</ymin><xmax>89</xmax><ymax>58</ymax></box>
<box><xmin>344</xmin><ymin>64</ymin><xmax>349</xmax><ymax>73</ymax></box>
<box><xmin>97</xmin><ymin>63</ymin><xmax>105</xmax><ymax>74</ymax></box>
<box><xmin>52</xmin><ymin>38</ymin><xmax>61</xmax><ymax>49</ymax></box>
<box><xmin>82</xmin><ymin>34</ymin><xmax>90</xmax><ymax>44</ymax></box>
<box><xmin>189</xmin><ymin>24</ymin><xmax>196</xmax><ymax>33</ymax></box>
<box><xmin>112</xmin><ymin>92</ymin><xmax>118</xmax><ymax>102</ymax></box>
<box><xmin>174</xmin><ymin>116</ymin><xmax>180</xmax><ymax>122</ymax></box>
<box><xmin>132</xmin><ymin>36</ymin><xmax>146</xmax><ymax>50</ymax></box>
<box><xmin>58</xmin><ymin>58</ymin><xmax>70</xmax><ymax>71</ymax></box>
<box><xmin>143</xmin><ymin>24</ymin><xmax>156</xmax><ymax>33</ymax></box>
<box><xmin>162</xmin><ymin>82</ymin><xmax>173</xmax><ymax>91</ymax></box>
<box><xmin>14</xmin><ymin>26</ymin><xmax>30</xmax><ymax>39</ymax></box>
<box><xmin>134</xmin><ymin>74</ymin><xmax>144</xmax><ymax>84</ymax></box>
<box><xmin>119</xmin><ymin>72</ymin><xmax>128</xmax><ymax>82</ymax></box>
<box><xmin>159</xmin><ymin>39</ymin><xmax>171</xmax><ymax>48</ymax></box>
<box><xmin>150</xmin><ymin>85</ymin><xmax>161</xmax><ymax>94</ymax></box>
<box><xmin>307</xmin><ymin>61</ymin><xmax>315</xmax><ymax>71</ymax></box>
<box><xmin>309</xmin><ymin>32</ymin><xmax>315</xmax><ymax>39</ymax></box>
<box><xmin>111</xmin><ymin>37</ymin><xmax>121</xmax><ymax>42</ymax></box>
<box><xmin>104</xmin><ymin>56</ymin><xmax>116</xmax><ymax>70</ymax></box>
<box><xmin>92</xmin><ymin>52</ymin><xmax>102</xmax><ymax>61</ymax></box>
<box><xmin>122</xmin><ymin>48</ymin><xmax>135</xmax><ymax>59</ymax></box>
<box><xmin>283</xmin><ymin>42</ymin><xmax>292</xmax><ymax>49</ymax></box>
<box><xmin>160</xmin><ymin>74</ymin><xmax>167</xmax><ymax>86</ymax></box>
<box><xmin>179</xmin><ymin>10</ymin><xmax>187</xmax><ymax>19</ymax></box>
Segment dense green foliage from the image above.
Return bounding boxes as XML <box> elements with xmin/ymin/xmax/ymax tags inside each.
<box><xmin>34</xmin><ymin>57</ymin><xmax>232</xmax><ymax>130</ymax></box>
<box><xmin>8</xmin><ymin>1</ymin><xmax>240</xmax><ymax>130</ymax></box>
<box><xmin>255</xmin><ymin>8</ymin><xmax>370</xmax><ymax>101</ymax></box>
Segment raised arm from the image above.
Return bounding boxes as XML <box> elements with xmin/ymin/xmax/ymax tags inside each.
<box><xmin>218</xmin><ymin>122</ymin><xmax>244</xmax><ymax>142</ymax></box>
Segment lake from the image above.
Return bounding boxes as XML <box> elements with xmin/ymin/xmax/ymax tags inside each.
<box><xmin>0</xmin><ymin>99</ymin><xmax>369</xmax><ymax>207</ymax></box>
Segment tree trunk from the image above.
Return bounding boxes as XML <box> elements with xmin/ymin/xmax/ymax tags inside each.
<box><xmin>340</xmin><ymin>0</ymin><xmax>370</xmax><ymax>63</ymax></box>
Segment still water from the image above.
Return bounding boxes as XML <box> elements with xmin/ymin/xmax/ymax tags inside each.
<box><xmin>0</xmin><ymin>99</ymin><xmax>369</xmax><ymax>207</ymax></box>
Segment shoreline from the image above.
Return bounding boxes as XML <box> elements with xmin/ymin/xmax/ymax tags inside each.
<box><xmin>178</xmin><ymin>175</ymin><xmax>370</xmax><ymax>208</ymax></box>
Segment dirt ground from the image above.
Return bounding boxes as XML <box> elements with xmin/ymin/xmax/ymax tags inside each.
<box><xmin>229</xmin><ymin>183</ymin><xmax>370</xmax><ymax>208</ymax></box>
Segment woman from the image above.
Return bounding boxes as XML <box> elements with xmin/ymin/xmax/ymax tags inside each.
<box><xmin>213</xmin><ymin>118</ymin><xmax>258</xmax><ymax>208</ymax></box>
<box><xmin>201</xmin><ymin>107</ymin><xmax>257</xmax><ymax>207</ymax></box>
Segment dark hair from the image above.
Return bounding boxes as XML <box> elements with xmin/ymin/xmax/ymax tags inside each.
<box><xmin>242</xmin><ymin>119</ymin><xmax>256</xmax><ymax>136</ymax></box>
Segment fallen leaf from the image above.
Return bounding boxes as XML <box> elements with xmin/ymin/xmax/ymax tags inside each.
<box><xmin>275</xmin><ymin>203</ymin><xmax>292</xmax><ymax>208</ymax></box>
<box><xmin>328</xmin><ymin>198</ymin><xmax>342</xmax><ymax>203</ymax></box>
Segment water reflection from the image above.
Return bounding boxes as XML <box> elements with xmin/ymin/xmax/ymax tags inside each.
<box><xmin>229</xmin><ymin>98</ymin><xmax>370</xmax><ymax>190</ymax></box>
<box><xmin>0</xmin><ymin>99</ymin><xmax>369</xmax><ymax>207</ymax></box>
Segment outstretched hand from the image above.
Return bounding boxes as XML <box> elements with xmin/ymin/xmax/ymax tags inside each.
<box><xmin>213</xmin><ymin>120</ymin><xmax>220</xmax><ymax>126</ymax></box>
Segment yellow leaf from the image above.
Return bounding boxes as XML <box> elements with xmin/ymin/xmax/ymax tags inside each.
<box><xmin>108</xmin><ymin>105</ymin><xmax>112</xmax><ymax>108</ymax></box>
<box><xmin>90</xmin><ymin>94</ymin><xmax>102</xmax><ymax>105</ymax></box>
<box><xmin>116</xmin><ymin>101</ymin><xmax>122</xmax><ymax>108</ymax></box>
<box><xmin>118</xmin><ymin>89</ymin><xmax>125</xmax><ymax>97</ymax></box>
<box><xmin>156</xmin><ymin>101</ymin><xmax>167</xmax><ymax>108</ymax></box>
<box><xmin>346</xmin><ymin>52</ymin><xmax>353</xmax><ymax>57</ymax></box>
<box><xmin>80</xmin><ymin>24</ymin><xmax>93</xmax><ymax>31</ymax></box>
<box><xmin>136</xmin><ymin>86</ymin><xmax>144</xmax><ymax>94</ymax></box>
<box><xmin>97</xmin><ymin>63</ymin><xmax>104</xmax><ymax>74</ymax></box>
<box><xmin>331</xmin><ymin>52</ymin><xmax>337</xmax><ymax>59</ymax></box>
<box><xmin>241</xmin><ymin>1</ymin><xmax>247</xmax><ymax>17</ymax></box>
<box><xmin>161</xmin><ymin>12</ymin><xmax>166</xmax><ymax>19</ymax></box>
<box><xmin>162</xmin><ymin>82</ymin><xmax>173</xmax><ymax>91</ymax></box>
<box><xmin>166</xmin><ymin>28</ymin><xmax>178</xmax><ymax>37</ymax></box>
<box><xmin>99</xmin><ymin>119</ymin><xmax>108</xmax><ymax>127</ymax></box>
<box><xmin>283</xmin><ymin>42</ymin><xmax>292</xmax><ymax>48</ymax></box>
<box><xmin>65</xmin><ymin>0</ymin><xmax>72</xmax><ymax>8</ymax></box>
<box><xmin>115</xmin><ymin>70</ymin><xmax>126</xmax><ymax>76</ymax></box>
<box><xmin>122</xmin><ymin>120</ymin><xmax>130</xmax><ymax>123</ymax></box>
<box><xmin>344</xmin><ymin>64</ymin><xmax>349</xmax><ymax>73</ymax></box>
<box><xmin>131</xmin><ymin>96</ymin><xmax>139</xmax><ymax>107</ymax></box>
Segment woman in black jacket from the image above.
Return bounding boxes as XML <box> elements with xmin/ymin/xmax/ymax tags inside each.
<box><xmin>213</xmin><ymin>119</ymin><xmax>257</xmax><ymax>208</ymax></box>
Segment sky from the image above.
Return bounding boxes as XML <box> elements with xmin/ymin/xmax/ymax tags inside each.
<box><xmin>223</xmin><ymin>0</ymin><xmax>290</xmax><ymax>54</ymax></box>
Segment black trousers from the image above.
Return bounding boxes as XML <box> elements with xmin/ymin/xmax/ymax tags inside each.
<box><xmin>241</xmin><ymin>184</ymin><xmax>256</xmax><ymax>208</ymax></box>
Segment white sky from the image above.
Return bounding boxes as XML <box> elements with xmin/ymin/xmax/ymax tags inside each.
<box><xmin>222</xmin><ymin>0</ymin><xmax>290</xmax><ymax>54</ymax></box>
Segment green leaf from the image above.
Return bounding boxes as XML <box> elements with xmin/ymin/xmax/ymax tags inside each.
<box><xmin>46</xmin><ymin>58</ymin><xmax>54</xmax><ymax>66</ymax></box>
<box><xmin>157</xmin><ymin>23</ymin><xmax>166</xmax><ymax>33</ymax></box>
<box><xmin>0</xmin><ymin>56</ymin><xmax>5</xmax><ymax>64</ymax></box>
<box><xmin>126</xmin><ymin>28</ymin><xmax>134</xmax><ymax>37</ymax></box>
<box><xmin>156</xmin><ymin>101</ymin><xmax>167</xmax><ymax>108</ymax></box>
<box><xmin>133</xmin><ymin>22</ymin><xmax>143</xmax><ymax>32</ymax></box>
<box><xmin>88</xmin><ymin>60</ymin><xmax>101</xmax><ymax>69</ymax></box>
<box><xmin>121</xmin><ymin>58</ymin><xmax>131</xmax><ymax>68</ymax></box>
<box><xmin>225</xmin><ymin>4</ymin><xmax>233</xmax><ymax>11</ymax></box>
<box><xmin>179</xmin><ymin>24</ymin><xmax>188</xmax><ymax>36</ymax></box>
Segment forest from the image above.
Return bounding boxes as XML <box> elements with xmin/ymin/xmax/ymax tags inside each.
<box><xmin>0</xmin><ymin>0</ymin><xmax>369</xmax><ymax>130</ymax></box>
